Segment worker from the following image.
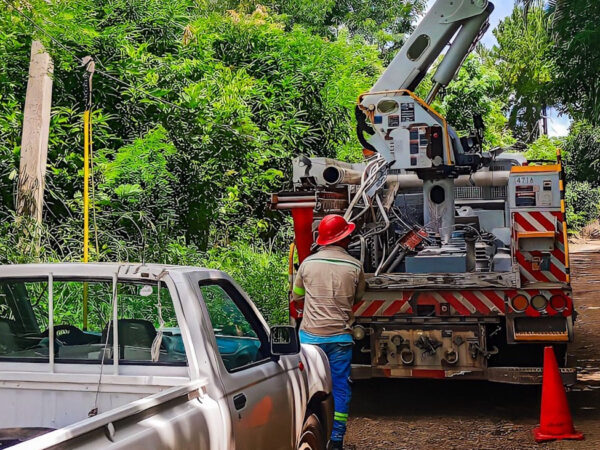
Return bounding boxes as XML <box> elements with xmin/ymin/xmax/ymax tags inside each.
<box><xmin>292</xmin><ymin>214</ymin><xmax>365</xmax><ymax>450</ymax></box>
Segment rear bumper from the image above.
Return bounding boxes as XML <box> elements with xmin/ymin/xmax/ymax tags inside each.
<box><xmin>486</xmin><ymin>366</ymin><xmax>577</xmax><ymax>385</ymax></box>
<box><xmin>351</xmin><ymin>365</ymin><xmax>577</xmax><ymax>385</ymax></box>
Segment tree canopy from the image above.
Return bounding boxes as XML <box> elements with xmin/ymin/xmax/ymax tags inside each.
<box><xmin>492</xmin><ymin>3</ymin><xmax>555</xmax><ymax>142</ymax></box>
<box><xmin>0</xmin><ymin>1</ymin><xmax>383</xmax><ymax>255</ymax></box>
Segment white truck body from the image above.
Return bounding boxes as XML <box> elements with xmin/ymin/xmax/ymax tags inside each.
<box><xmin>0</xmin><ymin>263</ymin><xmax>332</xmax><ymax>449</ymax></box>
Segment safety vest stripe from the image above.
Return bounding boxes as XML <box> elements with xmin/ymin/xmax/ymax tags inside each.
<box><xmin>293</xmin><ymin>285</ymin><xmax>305</xmax><ymax>296</ymax></box>
<box><xmin>305</xmin><ymin>258</ymin><xmax>361</xmax><ymax>270</ymax></box>
<box><xmin>334</xmin><ymin>412</ymin><xmax>348</xmax><ymax>422</ymax></box>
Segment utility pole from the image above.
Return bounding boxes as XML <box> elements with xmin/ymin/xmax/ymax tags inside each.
<box><xmin>16</xmin><ymin>40</ymin><xmax>53</xmax><ymax>222</ymax></box>
<box><xmin>542</xmin><ymin>105</ymin><xmax>549</xmax><ymax>136</ymax></box>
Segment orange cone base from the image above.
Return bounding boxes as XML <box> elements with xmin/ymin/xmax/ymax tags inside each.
<box><xmin>533</xmin><ymin>426</ymin><xmax>584</xmax><ymax>443</ymax></box>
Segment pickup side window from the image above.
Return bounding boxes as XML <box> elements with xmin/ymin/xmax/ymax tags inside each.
<box><xmin>114</xmin><ymin>282</ymin><xmax>187</xmax><ymax>365</ymax></box>
<box><xmin>199</xmin><ymin>281</ymin><xmax>269</xmax><ymax>372</ymax></box>
<box><xmin>0</xmin><ymin>279</ymin><xmax>187</xmax><ymax>366</ymax></box>
<box><xmin>0</xmin><ymin>281</ymin><xmax>50</xmax><ymax>361</ymax></box>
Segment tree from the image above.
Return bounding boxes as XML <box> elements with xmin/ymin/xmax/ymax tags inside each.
<box><xmin>416</xmin><ymin>52</ymin><xmax>515</xmax><ymax>150</ymax></box>
<box><xmin>549</xmin><ymin>0</ymin><xmax>600</xmax><ymax>124</ymax></box>
<box><xmin>519</xmin><ymin>0</ymin><xmax>600</xmax><ymax>125</ymax></box>
<box><xmin>492</xmin><ymin>3</ymin><xmax>555</xmax><ymax>143</ymax></box>
<box><xmin>0</xmin><ymin>1</ymin><xmax>382</xmax><ymax>253</ymax></box>
<box><xmin>324</xmin><ymin>0</ymin><xmax>426</xmax><ymax>60</ymax></box>
<box><xmin>198</xmin><ymin>1</ymin><xmax>427</xmax><ymax>62</ymax></box>
<box><xmin>254</xmin><ymin>0</ymin><xmax>427</xmax><ymax>61</ymax></box>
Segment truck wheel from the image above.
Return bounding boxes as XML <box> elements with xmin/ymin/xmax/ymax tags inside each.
<box><xmin>298</xmin><ymin>413</ymin><xmax>326</xmax><ymax>450</ymax></box>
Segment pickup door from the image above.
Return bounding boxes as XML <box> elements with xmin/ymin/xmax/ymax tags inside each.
<box><xmin>195</xmin><ymin>275</ymin><xmax>299</xmax><ymax>450</ymax></box>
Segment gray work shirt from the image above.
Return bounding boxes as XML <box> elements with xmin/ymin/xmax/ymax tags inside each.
<box><xmin>292</xmin><ymin>245</ymin><xmax>366</xmax><ymax>336</ymax></box>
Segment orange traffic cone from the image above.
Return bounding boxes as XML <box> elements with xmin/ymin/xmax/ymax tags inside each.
<box><xmin>533</xmin><ymin>346</ymin><xmax>584</xmax><ymax>443</ymax></box>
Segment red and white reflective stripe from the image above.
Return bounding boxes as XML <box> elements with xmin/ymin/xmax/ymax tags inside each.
<box><xmin>471</xmin><ymin>290</ymin><xmax>504</xmax><ymax>313</ymax></box>
<box><xmin>355</xmin><ymin>290</ymin><xmax>506</xmax><ymax>317</ymax></box>
<box><xmin>353</xmin><ymin>299</ymin><xmax>412</xmax><ymax>316</ymax></box>
<box><xmin>428</xmin><ymin>291</ymin><xmax>505</xmax><ymax>315</ymax></box>
<box><xmin>513</xmin><ymin>211</ymin><xmax>568</xmax><ymax>284</ymax></box>
<box><xmin>513</xmin><ymin>211</ymin><xmax>557</xmax><ymax>232</ymax></box>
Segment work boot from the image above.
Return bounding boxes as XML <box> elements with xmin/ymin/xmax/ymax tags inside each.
<box><xmin>327</xmin><ymin>440</ymin><xmax>344</xmax><ymax>450</ymax></box>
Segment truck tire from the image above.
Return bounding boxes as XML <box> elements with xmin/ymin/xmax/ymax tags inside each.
<box><xmin>298</xmin><ymin>413</ymin><xmax>326</xmax><ymax>450</ymax></box>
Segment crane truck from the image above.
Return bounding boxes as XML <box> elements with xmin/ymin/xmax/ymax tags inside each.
<box><xmin>270</xmin><ymin>0</ymin><xmax>577</xmax><ymax>385</ymax></box>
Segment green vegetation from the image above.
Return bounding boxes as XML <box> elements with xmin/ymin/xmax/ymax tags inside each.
<box><xmin>0</xmin><ymin>0</ymin><xmax>386</xmax><ymax>321</ymax></box>
<box><xmin>565</xmin><ymin>181</ymin><xmax>600</xmax><ymax>231</ymax></box>
<box><xmin>493</xmin><ymin>3</ymin><xmax>555</xmax><ymax>142</ymax></box>
<box><xmin>0</xmin><ymin>0</ymin><xmax>599</xmax><ymax>323</ymax></box>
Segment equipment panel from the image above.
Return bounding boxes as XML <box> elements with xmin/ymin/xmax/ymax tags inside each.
<box><xmin>508</xmin><ymin>170</ymin><xmax>561</xmax><ymax>209</ymax></box>
<box><xmin>362</xmin><ymin>94</ymin><xmax>451</xmax><ymax>170</ymax></box>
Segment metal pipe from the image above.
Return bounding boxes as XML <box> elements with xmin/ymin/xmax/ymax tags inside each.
<box><xmin>273</xmin><ymin>202</ymin><xmax>316</xmax><ymax>210</ymax></box>
<box><xmin>387</xmin><ymin>249</ymin><xmax>407</xmax><ymax>273</ymax></box>
<box><xmin>320</xmin><ymin>170</ymin><xmax>510</xmax><ymax>188</ymax></box>
<box><xmin>386</xmin><ymin>170</ymin><xmax>510</xmax><ymax>188</ymax></box>
<box><xmin>359</xmin><ymin>235</ymin><xmax>366</xmax><ymax>267</ymax></box>
<box><xmin>376</xmin><ymin>241</ymin><xmax>403</xmax><ymax>275</ymax></box>
<box><xmin>425</xmin><ymin>82</ymin><xmax>443</xmax><ymax>105</ymax></box>
<box><xmin>272</xmin><ymin>195</ymin><xmax>315</xmax><ymax>203</ymax></box>
<box><xmin>323</xmin><ymin>166</ymin><xmax>362</xmax><ymax>185</ymax></box>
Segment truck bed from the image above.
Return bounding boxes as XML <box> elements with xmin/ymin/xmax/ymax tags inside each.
<box><xmin>8</xmin><ymin>381</ymin><xmax>215</xmax><ymax>449</ymax></box>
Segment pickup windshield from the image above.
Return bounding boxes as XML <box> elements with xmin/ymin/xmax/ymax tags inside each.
<box><xmin>0</xmin><ymin>279</ymin><xmax>187</xmax><ymax>365</ymax></box>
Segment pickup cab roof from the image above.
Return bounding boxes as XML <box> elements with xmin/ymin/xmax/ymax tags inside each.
<box><xmin>0</xmin><ymin>262</ymin><xmax>230</xmax><ymax>282</ymax></box>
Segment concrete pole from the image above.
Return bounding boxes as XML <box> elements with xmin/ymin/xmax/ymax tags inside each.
<box><xmin>16</xmin><ymin>40</ymin><xmax>53</xmax><ymax>222</ymax></box>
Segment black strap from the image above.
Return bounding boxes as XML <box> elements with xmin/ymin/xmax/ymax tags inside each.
<box><xmin>355</xmin><ymin>105</ymin><xmax>376</xmax><ymax>153</ymax></box>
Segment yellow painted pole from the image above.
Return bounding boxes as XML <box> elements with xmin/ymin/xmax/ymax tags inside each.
<box><xmin>83</xmin><ymin>109</ymin><xmax>90</xmax><ymax>264</ymax></box>
<box><xmin>82</xmin><ymin>57</ymin><xmax>95</xmax><ymax>331</ymax></box>
<box><xmin>83</xmin><ymin>109</ymin><xmax>90</xmax><ymax>330</ymax></box>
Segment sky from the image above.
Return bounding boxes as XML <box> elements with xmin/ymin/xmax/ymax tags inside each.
<box><xmin>423</xmin><ymin>0</ymin><xmax>571</xmax><ymax>137</ymax></box>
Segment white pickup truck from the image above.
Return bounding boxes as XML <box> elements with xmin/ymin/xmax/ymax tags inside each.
<box><xmin>0</xmin><ymin>263</ymin><xmax>333</xmax><ymax>449</ymax></box>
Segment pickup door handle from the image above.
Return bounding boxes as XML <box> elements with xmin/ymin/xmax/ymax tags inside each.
<box><xmin>233</xmin><ymin>393</ymin><xmax>247</xmax><ymax>410</ymax></box>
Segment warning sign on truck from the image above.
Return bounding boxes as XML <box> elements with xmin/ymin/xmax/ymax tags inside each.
<box><xmin>401</xmin><ymin>103</ymin><xmax>415</xmax><ymax>122</ymax></box>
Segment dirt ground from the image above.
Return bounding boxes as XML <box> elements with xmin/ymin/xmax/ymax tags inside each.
<box><xmin>345</xmin><ymin>247</ymin><xmax>600</xmax><ymax>450</ymax></box>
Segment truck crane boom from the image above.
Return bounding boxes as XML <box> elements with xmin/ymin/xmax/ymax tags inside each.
<box><xmin>355</xmin><ymin>0</ymin><xmax>494</xmax><ymax>242</ymax></box>
<box><xmin>370</xmin><ymin>0</ymin><xmax>494</xmax><ymax>102</ymax></box>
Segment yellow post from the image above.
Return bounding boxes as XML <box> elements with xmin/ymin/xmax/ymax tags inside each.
<box><xmin>83</xmin><ymin>109</ymin><xmax>89</xmax><ymax>330</ymax></box>
<box><xmin>82</xmin><ymin>57</ymin><xmax>95</xmax><ymax>331</ymax></box>
<box><xmin>83</xmin><ymin>109</ymin><xmax>90</xmax><ymax>264</ymax></box>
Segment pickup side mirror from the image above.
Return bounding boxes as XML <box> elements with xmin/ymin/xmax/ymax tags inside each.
<box><xmin>270</xmin><ymin>325</ymin><xmax>300</xmax><ymax>356</ymax></box>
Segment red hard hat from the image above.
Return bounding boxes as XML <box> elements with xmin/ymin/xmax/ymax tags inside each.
<box><xmin>316</xmin><ymin>214</ymin><xmax>356</xmax><ymax>246</ymax></box>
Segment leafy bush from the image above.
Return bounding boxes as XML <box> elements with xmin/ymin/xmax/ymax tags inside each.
<box><xmin>523</xmin><ymin>135</ymin><xmax>562</xmax><ymax>162</ymax></box>
<box><xmin>563</xmin><ymin>121</ymin><xmax>600</xmax><ymax>186</ymax></box>
<box><xmin>200</xmin><ymin>242</ymin><xmax>289</xmax><ymax>324</ymax></box>
<box><xmin>0</xmin><ymin>219</ymin><xmax>289</xmax><ymax>324</ymax></box>
<box><xmin>0</xmin><ymin>2</ymin><xmax>383</xmax><ymax>256</ymax></box>
<box><xmin>565</xmin><ymin>181</ymin><xmax>600</xmax><ymax>230</ymax></box>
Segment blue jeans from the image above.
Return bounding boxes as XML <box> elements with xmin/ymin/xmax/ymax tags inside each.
<box><xmin>316</xmin><ymin>342</ymin><xmax>353</xmax><ymax>442</ymax></box>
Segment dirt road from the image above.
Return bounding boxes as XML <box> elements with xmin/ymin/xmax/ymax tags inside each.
<box><xmin>345</xmin><ymin>250</ymin><xmax>600</xmax><ymax>450</ymax></box>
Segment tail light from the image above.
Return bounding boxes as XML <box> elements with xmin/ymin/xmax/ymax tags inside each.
<box><xmin>530</xmin><ymin>295</ymin><xmax>548</xmax><ymax>311</ymax></box>
<box><xmin>511</xmin><ymin>294</ymin><xmax>529</xmax><ymax>312</ymax></box>
<box><xmin>549</xmin><ymin>295</ymin><xmax>567</xmax><ymax>312</ymax></box>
